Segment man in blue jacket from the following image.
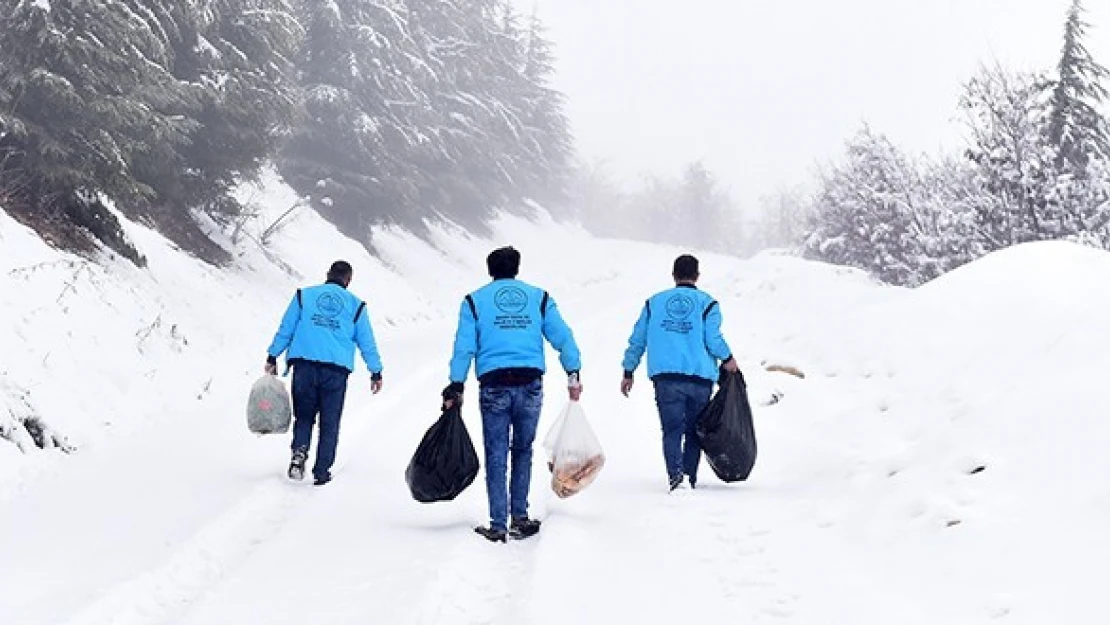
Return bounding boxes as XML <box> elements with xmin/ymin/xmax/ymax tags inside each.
<box><xmin>444</xmin><ymin>246</ymin><xmax>582</xmax><ymax>542</ymax></box>
<box><xmin>265</xmin><ymin>260</ymin><xmax>384</xmax><ymax>486</ymax></box>
<box><xmin>621</xmin><ymin>254</ymin><xmax>738</xmax><ymax>492</ymax></box>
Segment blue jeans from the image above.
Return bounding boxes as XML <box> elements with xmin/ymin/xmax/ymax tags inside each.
<box><xmin>290</xmin><ymin>361</ymin><xmax>349</xmax><ymax>481</ymax></box>
<box><xmin>479</xmin><ymin>379</ymin><xmax>543</xmax><ymax>532</ymax></box>
<box><xmin>653</xmin><ymin>378</ymin><xmax>712</xmax><ymax>483</ymax></box>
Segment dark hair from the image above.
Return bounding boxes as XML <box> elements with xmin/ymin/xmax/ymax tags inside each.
<box><xmin>487</xmin><ymin>246</ymin><xmax>521</xmax><ymax>279</ymax></box>
<box><xmin>327</xmin><ymin>260</ymin><xmax>353</xmax><ymax>284</ymax></box>
<box><xmin>673</xmin><ymin>254</ymin><xmax>699</xmax><ymax>281</ymax></box>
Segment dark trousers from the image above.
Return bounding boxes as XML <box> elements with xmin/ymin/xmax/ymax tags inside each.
<box><xmin>290</xmin><ymin>361</ymin><xmax>349</xmax><ymax>480</ymax></box>
<box><xmin>653</xmin><ymin>378</ymin><xmax>712</xmax><ymax>483</ymax></box>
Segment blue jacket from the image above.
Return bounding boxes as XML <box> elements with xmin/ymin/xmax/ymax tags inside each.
<box><xmin>267</xmin><ymin>282</ymin><xmax>383</xmax><ymax>375</ymax></box>
<box><xmin>449</xmin><ymin>279</ymin><xmax>581</xmax><ymax>383</ymax></box>
<box><xmin>621</xmin><ymin>284</ymin><xmax>732</xmax><ymax>383</ymax></box>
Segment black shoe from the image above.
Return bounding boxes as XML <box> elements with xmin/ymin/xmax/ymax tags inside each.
<box><xmin>313</xmin><ymin>475</ymin><xmax>331</xmax><ymax>486</ymax></box>
<box><xmin>669</xmin><ymin>474</ymin><xmax>683</xmax><ymax>491</ymax></box>
<box><xmin>509</xmin><ymin>517</ymin><xmax>541</xmax><ymax>539</ymax></box>
<box><xmin>688</xmin><ymin>476</ymin><xmax>697</xmax><ymax>489</ymax></box>
<box><xmin>474</xmin><ymin>526</ymin><xmax>508</xmax><ymax>543</ymax></box>
<box><xmin>288</xmin><ymin>449</ymin><xmax>307</xmax><ymax>481</ymax></box>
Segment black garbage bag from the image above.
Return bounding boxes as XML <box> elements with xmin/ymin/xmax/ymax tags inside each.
<box><xmin>405</xmin><ymin>405</ymin><xmax>480</xmax><ymax>503</ymax></box>
<box><xmin>695</xmin><ymin>370</ymin><xmax>758</xmax><ymax>482</ymax></box>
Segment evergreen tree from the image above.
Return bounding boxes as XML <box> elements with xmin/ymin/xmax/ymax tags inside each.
<box><xmin>803</xmin><ymin>127</ymin><xmax>933</xmax><ymax>286</ymax></box>
<box><xmin>676</xmin><ymin>161</ymin><xmax>738</xmax><ymax>253</ymax></box>
<box><xmin>511</xmin><ymin>9</ymin><xmax>573</xmax><ymax>208</ymax></box>
<box><xmin>1048</xmin><ymin>0</ymin><xmax>1110</xmax><ymax>171</ymax></box>
<box><xmin>1044</xmin><ymin>0</ymin><xmax>1110</xmax><ymax>246</ymax></box>
<box><xmin>0</xmin><ymin>0</ymin><xmax>199</xmax><ymax>261</ymax></box>
<box><xmin>0</xmin><ymin>0</ymin><xmax>198</xmax><ymax>205</ymax></box>
<box><xmin>959</xmin><ymin>65</ymin><xmax>1060</xmax><ymax>248</ymax></box>
<box><xmin>169</xmin><ymin>0</ymin><xmax>302</xmax><ymax>219</ymax></box>
<box><xmin>279</xmin><ymin>0</ymin><xmax>429</xmax><ymax>240</ymax></box>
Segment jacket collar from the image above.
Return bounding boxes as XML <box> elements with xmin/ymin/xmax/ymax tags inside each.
<box><xmin>675</xmin><ymin>282</ymin><xmax>698</xmax><ymax>290</ymax></box>
<box><xmin>325</xmin><ymin>278</ymin><xmax>348</xmax><ymax>289</ymax></box>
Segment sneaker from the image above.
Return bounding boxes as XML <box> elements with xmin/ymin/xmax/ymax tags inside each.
<box><xmin>313</xmin><ymin>474</ymin><xmax>331</xmax><ymax>486</ymax></box>
<box><xmin>509</xmin><ymin>517</ymin><xmax>541</xmax><ymax>539</ymax></box>
<box><xmin>474</xmin><ymin>526</ymin><xmax>508</xmax><ymax>543</ymax></box>
<box><xmin>288</xmin><ymin>449</ymin><xmax>307</xmax><ymax>481</ymax></box>
<box><xmin>688</xmin><ymin>475</ymin><xmax>697</xmax><ymax>490</ymax></box>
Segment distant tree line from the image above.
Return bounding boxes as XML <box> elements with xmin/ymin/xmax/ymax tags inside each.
<box><xmin>792</xmin><ymin>0</ymin><xmax>1110</xmax><ymax>286</ymax></box>
<box><xmin>0</xmin><ymin>0</ymin><xmax>571</xmax><ymax>264</ymax></box>
<box><xmin>570</xmin><ymin>159</ymin><xmax>748</xmax><ymax>255</ymax></box>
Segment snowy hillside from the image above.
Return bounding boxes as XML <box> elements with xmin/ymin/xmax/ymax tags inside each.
<box><xmin>2</xmin><ymin>174</ymin><xmax>1109</xmax><ymax>624</ymax></box>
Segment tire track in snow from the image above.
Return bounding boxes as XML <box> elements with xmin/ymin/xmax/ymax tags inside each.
<box><xmin>56</xmin><ymin>356</ymin><xmax>444</xmax><ymax>625</ymax></box>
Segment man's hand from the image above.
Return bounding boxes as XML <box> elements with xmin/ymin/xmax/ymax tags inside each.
<box><xmin>371</xmin><ymin>379</ymin><xmax>383</xmax><ymax>394</ymax></box>
<box><xmin>264</xmin><ymin>356</ymin><xmax>277</xmax><ymax>375</ymax></box>
<box><xmin>442</xmin><ymin>382</ymin><xmax>464</xmax><ymax>410</ymax></box>
<box><xmin>620</xmin><ymin>370</ymin><xmax>634</xmax><ymax>397</ymax></box>
<box><xmin>722</xmin><ymin>357</ymin><xmax>740</xmax><ymax>373</ymax></box>
<box><xmin>567</xmin><ymin>371</ymin><xmax>582</xmax><ymax>402</ymax></box>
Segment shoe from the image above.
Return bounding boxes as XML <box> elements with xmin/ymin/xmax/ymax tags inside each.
<box><xmin>669</xmin><ymin>474</ymin><xmax>683</xmax><ymax>492</ymax></box>
<box><xmin>474</xmin><ymin>526</ymin><xmax>508</xmax><ymax>543</ymax></box>
<box><xmin>288</xmin><ymin>449</ymin><xmax>307</xmax><ymax>481</ymax></box>
<box><xmin>688</xmin><ymin>475</ymin><xmax>697</xmax><ymax>489</ymax></box>
<box><xmin>509</xmin><ymin>517</ymin><xmax>541</xmax><ymax>539</ymax></box>
<box><xmin>313</xmin><ymin>474</ymin><xmax>331</xmax><ymax>486</ymax></box>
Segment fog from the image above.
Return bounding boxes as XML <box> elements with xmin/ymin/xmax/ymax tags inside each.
<box><xmin>521</xmin><ymin>0</ymin><xmax>1110</xmax><ymax>208</ymax></box>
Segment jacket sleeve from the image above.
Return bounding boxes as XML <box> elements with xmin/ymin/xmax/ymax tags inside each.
<box><xmin>621</xmin><ymin>301</ymin><xmax>650</xmax><ymax>374</ymax></box>
<box><xmin>541</xmin><ymin>296</ymin><xmax>582</xmax><ymax>373</ymax></box>
<box><xmin>267</xmin><ymin>293</ymin><xmax>301</xmax><ymax>358</ymax></box>
<box><xmin>354</xmin><ymin>305</ymin><xmax>383</xmax><ymax>376</ymax></box>
<box><xmin>703</xmin><ymin>300</ymin><xmax>733</xmax><ymax>362</ymax></box>
<box><xmin>448</xmin><ymin>299</ymin><xmax>478</xmax><ymax>383</ymax></box>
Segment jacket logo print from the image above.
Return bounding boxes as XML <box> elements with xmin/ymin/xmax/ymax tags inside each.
<box><xmin>494</xmin><ymin>287</ymin><xmax>528</xmax><ymax>314</ymax></box>
<box><xmin>665</xmin><ymin>294</ymin><xmax>694</xmax><ymax>320</ymax></box>
<box><xmin>315</xmin><ymin>293</ymin><xmax>346</xmax><ymax>323</ymax></box>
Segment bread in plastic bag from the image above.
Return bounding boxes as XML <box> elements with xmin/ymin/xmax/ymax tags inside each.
<box><xmin>542</xmin><ymin>401</ymin><xmax>605</xmax><ymax>498</ymax></box>
<box><xmin>246</xmin><ymin>374</ymin><xmax>292</xmax><ymax>434</ymax></box>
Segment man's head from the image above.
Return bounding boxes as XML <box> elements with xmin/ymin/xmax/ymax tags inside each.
<box><xmin>327</xmin><ymin>260</ymin><xmax>353</xmax><ymax>287</ymax></box>
<box><xmin>487</xmin><ymin>246</ymin><xmax>521</xmax><ymax>280</ymax></box>
<box><xmin>672</xmin><ymin>254</ymin><xmax>699</xmax><ymax>284</ymax></box>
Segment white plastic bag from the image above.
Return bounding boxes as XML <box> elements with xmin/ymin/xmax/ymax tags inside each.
<box><xmin>246</xmin><ymin>374</ymin><xmax>292</xmax><ymax>434</ymax></box>
<box><xmin>542</xmin><ymin>401</ymin><xmax>605</xmax><ymax>498</ymax></box>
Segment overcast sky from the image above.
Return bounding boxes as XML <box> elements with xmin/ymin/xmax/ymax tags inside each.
<box><xmin>517</xmin><ymin>0</ymin><xmax>1110</xmax><ymax>209</ymax></box>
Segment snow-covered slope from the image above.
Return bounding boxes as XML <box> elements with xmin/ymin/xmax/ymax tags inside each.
<box><xmin>2</xmin><ymin>174</ymin><xmax>1108</xmax><ymax>624</ymax></box>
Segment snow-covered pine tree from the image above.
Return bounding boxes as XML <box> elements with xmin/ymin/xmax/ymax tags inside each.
<box><xmin>566</xmin><ymin>158</ymin><xmax>628</xmax><ymax>235</ymax></box>
<box><xmin>915</xmin><ymin>155</ymin><xmax>985</xmax><ymax>276</ymax></box>
<box><xmin>1045</xmin><ymin>0</ymin><xmax>1110</xmax><ymax>246</ymax></box>
<box><xmin>959</xmin><ymin>65</ymin><xmax>1059</xmax><ymax>249</ymax></box>
<box><xmin>515</xmin><ymin>9</ymin><xmax>574</xmax><ymax>210</ymax></box>
<box><xmin>760</xmin><ymin>186</ymin><xmax>812</xmax><ymax>251</ymax></box>
<box><xmin>408</xmin><ymin>0</ymin><xmax>489</xmax><ymax>227</ymax></box>
<box><xmin>171</xmin><ymin>0</ymin><xmax>302</xmax><ymax>220</ymax></box>
<box><xmin>0</xmin><ymin>0</ymin><xmax>203</xmax><ymax>262</ymax></box>
<box><xmin>1049</xmin><ymin>0</ymin><xmax>1110</xmax><ymax>171</ymax></box>
<box><xmin>675</xmin><ymin>161</ymin><xmax>739</xmax><ymax>253</ymax></box>
<box><xmin>279</xmin><ymin>0</ymin><xmax>431</xmax><ymax>240</ymax></box>
<box><xmin>106</xmin><ymin>0</ymin><xmax>303</xmax><ymax>262</ymax></box>
<box><xmin>802</xmin><ymin>126</ymin><xmax>934</xmax><ymax>286</ymax></box>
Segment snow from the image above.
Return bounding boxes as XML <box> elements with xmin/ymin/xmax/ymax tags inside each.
<box><xmin>2</xmin><ymin>171</ymin><xmax>1110</xmax><ymax>624</ymax></box>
